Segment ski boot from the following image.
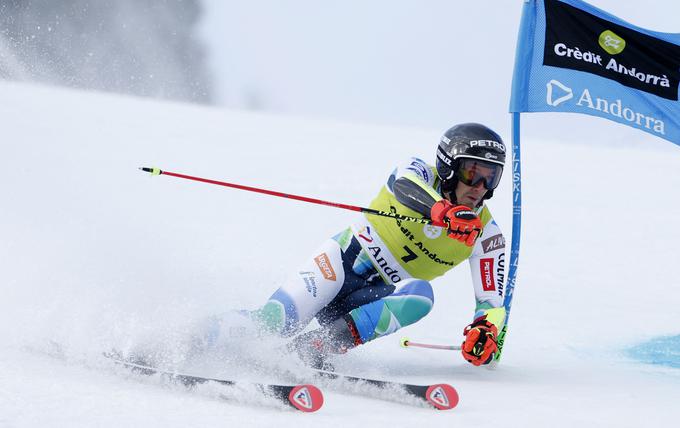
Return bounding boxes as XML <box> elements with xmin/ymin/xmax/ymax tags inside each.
<box><xmin>290</xmin><ymin>315</ymin><xmax>363</xmax><ymax>370</ymax></box>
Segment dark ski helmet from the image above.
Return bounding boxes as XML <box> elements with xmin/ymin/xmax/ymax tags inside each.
<box><xmin>436</xmin><ymin>123</ymin><xmax>506</xmax><ymax>202</ymax></box>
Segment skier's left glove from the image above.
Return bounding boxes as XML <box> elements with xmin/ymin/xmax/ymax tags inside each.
<box><xmin>461</xmin><ymin>316</ymin><xmax>498</xmax><ymax>366</ymax></box>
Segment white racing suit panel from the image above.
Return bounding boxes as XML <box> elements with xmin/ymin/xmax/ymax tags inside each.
<box><xmin>263</xmin><ymin>238</ymin><xmax>346</xmax><ymax>335</ymax></box>
<box><xmin>468</xmin><ymin>219</ymin><xmax>507</xmax><ymax>327</ymax></box>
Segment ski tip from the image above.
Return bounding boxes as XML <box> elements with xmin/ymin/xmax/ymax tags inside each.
<box><xmin>288</xmin><ymin>384</ymin><xmax>324</xmax><ymax>413</ymax></box>
<box><xmin>425</xmin><ymin>384</ymin><xmax>459</xmax><ymax>410</ymax></box>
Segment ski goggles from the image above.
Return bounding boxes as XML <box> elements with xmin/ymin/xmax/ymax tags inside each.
<box><xmin>456</xmin><ymin>158</ymin><xmax>503</xmax><ymax>190</ymax></box>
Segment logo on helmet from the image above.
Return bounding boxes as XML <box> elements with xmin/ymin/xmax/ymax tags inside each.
<box><xmin>469</xmin><ymin>140</ymin><xmax>505</xmax><ymax>153</ymax></box>
<box><xmin>436</xmin><ymin>149</ymin><xmax>452</xmax><ymax>166</ymax></box>
<box><xmin>484</xmin><ymin>153</ymin><xmax>498</xmax><ymax>160</ymax></box>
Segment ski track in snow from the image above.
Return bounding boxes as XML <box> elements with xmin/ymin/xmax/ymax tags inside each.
<box><xmin>1</xmin><ymin>81</ymin><xmax>679</xmax><ymax>427</ymax></box>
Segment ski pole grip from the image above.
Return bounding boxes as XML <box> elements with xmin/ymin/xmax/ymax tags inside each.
<box><xmin>140</xmin><ymin>167</ymin><xmax>163</xmax><ymax>176</ymax></box>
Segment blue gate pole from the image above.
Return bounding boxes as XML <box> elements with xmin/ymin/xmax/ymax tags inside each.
<box><xmin>493</xmin><ymin>111</ymin><xmax>522</xmax><ymax>363</ymax></box>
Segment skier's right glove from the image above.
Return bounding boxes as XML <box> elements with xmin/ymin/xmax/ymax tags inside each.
<box><xmin>430</xmin><ymin>200</ymin><xmax>482</xmax><ymax>246</ymax></box>
<box><xmin>461</xmin><ymin>316</ymin><xmax>498</xmax><ymax>366</ymax></box>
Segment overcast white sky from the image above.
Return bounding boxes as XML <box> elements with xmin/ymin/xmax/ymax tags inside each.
<box><xmin>199</xmin><ymin>0</ymin><xmax>679</xmax><ymax>148</ymax></box>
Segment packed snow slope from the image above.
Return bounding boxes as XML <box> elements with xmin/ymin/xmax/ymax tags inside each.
<box><xmin>1</xmin><ymin>81</ymin><xmax>679</xmax><ymax>427</ymax></box>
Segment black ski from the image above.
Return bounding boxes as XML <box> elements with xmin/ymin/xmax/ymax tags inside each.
<box><xmin>313</xmin><ymin>369</ymin><xmax>458</xmax><ymax>410</ymax></box>
<box><xmin>104</xmin><ymin>353</ymin><xmax>324</xmax><ymax>412</ymax></box>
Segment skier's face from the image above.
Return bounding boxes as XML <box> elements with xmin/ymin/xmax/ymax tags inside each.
<box><xmin>454</xmin><ymin>179</ymin><xmax>486</xmax><ymax>208</ymax></box>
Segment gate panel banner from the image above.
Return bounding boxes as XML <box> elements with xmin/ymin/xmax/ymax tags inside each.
<box><xmin>510</xmin><ymin>0</ymin><xmax>680</xmax><ymax>146</ymax></box>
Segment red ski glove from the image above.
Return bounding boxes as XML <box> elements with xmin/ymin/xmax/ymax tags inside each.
<box><xmin>430</xmin><ymin>200</ymin><xmax>482</xmax><ymax>246</ymax></box>
<box><xmin>461</xmin><ymin>316</ymin><xmax>498</xmax><ymax>366</ymax></box>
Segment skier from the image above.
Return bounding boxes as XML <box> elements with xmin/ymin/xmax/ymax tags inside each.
<box><xmin>251</xmin><ymin>123</ymin><xmax>508</xmax><ymax>368</ymax></box>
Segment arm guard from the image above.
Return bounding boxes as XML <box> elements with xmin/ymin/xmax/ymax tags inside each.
<box><xmin>387</xmin><ymin>158</ymin><xmax>443</xmax><ymax>217</ymax></box>
<box><xmin>468</xmin><ymin>218</ymin><xmax>507</xmax><ymax>330</ymax></box>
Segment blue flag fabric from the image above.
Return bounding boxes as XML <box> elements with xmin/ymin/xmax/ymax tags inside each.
<box><xmin>510</xmin><ymin>0</ymin><xmax>680</xmax><ymax>146</ymax></box>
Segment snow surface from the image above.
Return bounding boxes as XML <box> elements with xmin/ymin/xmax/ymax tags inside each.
<box><xmin>1</xmin><ymin>81</ymin><xmax>679</xmax><ymax>427</ymax></box>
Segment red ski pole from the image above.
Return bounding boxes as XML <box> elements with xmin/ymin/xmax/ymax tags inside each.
<box><xmin>139</xmin><ymin>167</ymin><xmax>433</xmax><ymax>225</ymax></box>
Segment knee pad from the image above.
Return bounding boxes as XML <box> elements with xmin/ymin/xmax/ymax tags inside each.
<box><xmin>392</xmin><ymin>278</ymin><xmax>434</xmax><ymax>303</ymax></box>
<box><xmin>348</xmin><ymin>279</ymin><xmax>434</xmax><ymax>343</ymax></box>
<box><xmin>383</xmin><ymin>279</ymin><xmax>434</xmax><ymax>326</ymax></box>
